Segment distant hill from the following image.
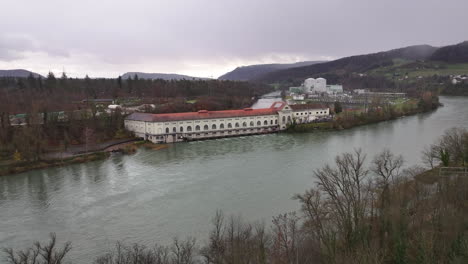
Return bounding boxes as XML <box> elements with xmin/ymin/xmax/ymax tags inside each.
<box><xmin>257</xmin><ymin>45</ymin><xmax>439</xmax><ymax>83</ymax></box>
<box><xmin>121</xmin><ymin>72</ymin><xmax>210</xmax><ymax>80</ymax></box>
<box><xmin>430</xmin><ymin>41</ymin><xmax>468</xmax><ymax>63</ymax></box>
<box><xmin>0</xmin><ymin>69</ymin><xmax>43</xmax><ymax>78</ymax></box>
<box><xmin>218</xmin><ymin>61</ymin><xmax>326</xmax><ymax>81</ymax></box>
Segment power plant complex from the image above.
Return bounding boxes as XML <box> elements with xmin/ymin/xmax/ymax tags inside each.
<box><xmin>124</xmin><ymin>102</ymin><xmax>329</xmax><ymax>143</ymax></box>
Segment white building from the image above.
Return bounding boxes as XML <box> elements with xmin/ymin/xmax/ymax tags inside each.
<box><xmin>303</xmin><ymin>78</ymin><xmax>316</xmax><ymax>93</ymax></box>
<box><xmin>326</xmin><ymin>85</ymin><xmax>344</xmax><ymax>94</ymax></box>
<box><xmin>292</xmin><ymin>94</ymin><xmax>305</xmax><ymax>100</ymax></box>
<box><xmin>125</xmin><ymin>102</ymin><xmax>329</xmax><ymax>143</ymax></box>
<box><xmin>313</xmin><ymin>78</ymin><xmax>327</xmax><ymax>93</ymax></box>
<box><xmin>289</xmin><ymin>77</ymin><xmax>343</xmax><ymax>95</ymax></box>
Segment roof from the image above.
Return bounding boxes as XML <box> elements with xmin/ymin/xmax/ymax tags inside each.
<box><xmin>126</xmin><ymin>103</ymin><xmax>285</xmax><ymax>122</ymax></box>
<box><xmin>289</xmin><ymin>104</ymin><xmax>328</xmax><ymax>111</ymax></box>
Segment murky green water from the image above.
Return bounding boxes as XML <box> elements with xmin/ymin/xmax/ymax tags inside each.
<box><xmin>1</xmin><ymin>96</ymin><xmax>468</xmax><ymax>263</ymax></box>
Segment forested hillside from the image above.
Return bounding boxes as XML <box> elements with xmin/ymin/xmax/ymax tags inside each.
<box><xmin>257</xmin><ymin>45</ymin><xmax>438</xmax><ymax>83</ymax></box>
<box><xmin>430</xmin><ymin>41</ymin><xmax>468</xmax><ymax>63</ymax></box>
<box><xmin>121</xmin><ymin>72</ymin><xmax>209</xmax><ymax>80</ymax></box>
<box><xmin>254</xmin><ymin>42</ymin><xmax>468</xmax><ymax>95</ymax></box>
<box><xmin>218</xmin><ymin>61</ymin><xmax>325</xmax><ymax>81</ymax></box>
<box><xmin>0</xmin><ymin>69</ymin><xmax>43</xmax><ymax>78</ymax></box>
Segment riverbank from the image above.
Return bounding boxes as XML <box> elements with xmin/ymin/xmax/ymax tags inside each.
<box><xmin>0</xmin><ymin>140</ymin><xmax>169</xmax><ymax>176</ymax></box>
<box><xmin>287</xmin><ymin>97</ymin><xmax>440</xmax><ymax>132</ymax></box>
<box><xmin>0</xmin><ymin>151</ymin><xmax>110</xmax><ymax>176</ymax></box>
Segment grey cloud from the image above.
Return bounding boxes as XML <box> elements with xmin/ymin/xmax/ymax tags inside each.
<box><xmin>1</xmin><ymin>0</ymin><xmax>467</xmax><ymax>76</ymax></box>
<box><xmin>0</xmin><ymin>34</ymin><xmax>69</xmax><ymax>62</ymax></box>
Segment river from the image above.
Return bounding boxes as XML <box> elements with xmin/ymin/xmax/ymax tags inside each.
<box><xmin>1</xmin><ymin>96</ymin><xmax>468</xmax><ymax>263</ymax></box>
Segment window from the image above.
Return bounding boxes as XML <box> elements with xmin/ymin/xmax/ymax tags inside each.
<box><xmin>270</xmin><ymin>120</ymin><xmax>273</xmax><ymax>125</ymax></box>
<box><xmin>282</xmin><ymin>116</ymin><xmax>286</xmax><ymax>123</ymax></box>
<box><xmin>212</xmin><ymin>124</ymin><xmax>217</xmax><ymax>130</ymax></box>
<box><xmin>220</xmin><ymin>123</ymin><xmax>224</xmax><ymax>129</ymax></box>
<box><xmin>235</xmin><ymin>123</ymin><xmax>240</xmax><ymax>128</ymax></box>
<box><xmin>264</xmin><ymin>120</ymin><xmax>268</xmax><ymax>125</ymax></box>
<box><xmin>195</xmin><ymin>125</ymin><xmax>200</xmax><ymax>131</ymax></box>
<box><xmin>165</xmin><ymin>128</ymin><xmax>169</xmax><ymax>133</ymax></box>
<box><xmin>243</xmin><ymin>122</ymin><xmax>247</xmax><ymax>127</ymax></box>
<box><xmin>228</xmin><ymin>123</ymin><xmax>232</xmax><ymax>128</ymax></box>
<box><xmin>250</xmin><ymin>121</ymin><xmax>254</xmax><ymax>127</ymax></box>
<box><xmin>275</xmin><ymin>120</ymin><xmax>278</xmax><ymax>124</ymax></box>
<box><xmin>180</xmin><ymin>127</ymin><xmax>184</xmax><ymax>132</ymax></box>
<box><xmin>187</xmin><ymin>126</ymin><xmax>192</xmax><ymax>132</ymax></box>
<box><xmin>204</xmin><ymin>125</ymin><xmax>209</xmax><ymax>130</ymax></box>
<box><xmin>173</xmin><ymin>127</ymin><xmax>176</xmax><ymax>133</ymax></box>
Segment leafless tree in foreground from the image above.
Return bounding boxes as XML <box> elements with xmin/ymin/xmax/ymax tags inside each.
<box><xmin>94</xmin><ymin>237</ymin><xmax>196</xmax><ymax>264</ymax></box>
<box><xmin>3</xmin><ymin>233</ymin><xmax>71</xmax><ymax>264</ymax></box>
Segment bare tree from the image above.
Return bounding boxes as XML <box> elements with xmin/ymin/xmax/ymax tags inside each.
<box><xmin>3</xmin><ymin>233</ymin><xmax>71</xmax><ymax>264</ymax></box>
<box><xmin>201</xmin><ymin>210</ymin><xmax>271</xmax><ymax>264</ymax></box>
<box><xmin>421</xmin><ymin>145</ymin><xmax>439</xmax><ymax>169</ymax></box>
<box><xmin>371</xmin><ymin>149</ymin><xmax>404</xmax><ymax>188</ymax></box>
<box><xmin>271</xmin><ymin>212</ymin><xmax>300</xmax><ymax>264</ymax></box>
<box><xmin>171</xmin><ymin>238</ymin><xmax>196</xmax><ymax>264</ymax></box>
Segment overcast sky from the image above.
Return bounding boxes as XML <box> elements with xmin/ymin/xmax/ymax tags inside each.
<box><xmin>1</xmin><ymin>0</ymin><xmax>467</xmax><ymax>78</ymax></box>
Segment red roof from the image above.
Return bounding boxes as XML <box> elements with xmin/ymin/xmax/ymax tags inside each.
<box><xmin>126</xmin><ymin>105</ymin><xmax>283</xmax><ymax>122</ymax></box>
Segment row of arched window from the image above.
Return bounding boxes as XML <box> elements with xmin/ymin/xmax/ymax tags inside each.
<box><xmin>164</xmin><ymin>119</ymin><xmax>277</xmax><ymax>134</ymax></box>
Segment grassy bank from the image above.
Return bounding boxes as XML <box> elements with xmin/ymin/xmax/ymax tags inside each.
<box><xmin>287</xmin><ymin>97</ymin><xmax>440</xmax><ymax>133</ymax></box>
<box><xmin>0</xmin><ymin>141</ymin><xmax>169</xmax><ymax>176</ymax></box>
<box><xmin>119</xmin><ymin>140</ymin><xmax>169</xmax><ymax>154</ymax></box>
<box><xmin>0</xmin><ymin>152</ymin><xmax>110</xmax><ymax>176</ymax></box>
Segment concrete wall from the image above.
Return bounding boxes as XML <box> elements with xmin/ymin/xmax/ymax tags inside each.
<box><xmin>291</xmin><ymin>108</ymin><xmax>330</xmax><ymax>123</ymax></box>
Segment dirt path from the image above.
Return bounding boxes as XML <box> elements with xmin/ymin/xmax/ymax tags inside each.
<box><xmin>43</xmin><ymin>138</ymin><xmax>139</xmax><ymax>160</ymax></box>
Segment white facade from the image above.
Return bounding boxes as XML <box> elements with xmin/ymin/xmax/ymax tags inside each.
<box><xmin>289</xmin><ymin>106</ymin><xmax>330</xmax><ymax>124</ymax></box>
<box><xmin>125</xmin><ymin>103</ymin><xmax>330</xmax><ymax>143</ymax></box>
<box><xmin>313</xmin><ymin>78</ymin><xmax>327</xmax><ymax>93</ymax></box>
<box><xmin>303</xmin><ymin>78</ymin><xmax>316</xmax><ymax>93</ymax></box>
<box><xmin>325</xmin><ymin>85</ymin><xmax>344</xmax><ymax>94</ymax></box>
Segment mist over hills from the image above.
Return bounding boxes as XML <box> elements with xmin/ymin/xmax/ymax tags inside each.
<box><xmin>256</xmin><ymin>42</ymin><xmax>468</xmax><ymax>83</ymax></box>
<box><xmin>0</xmin><ymin>69</ymin><xmax>43</xmax><ymax>78</ymax></box>
<box><xmin>121</xmin><ymin>72</ymin><xmax>210</xmax><ymax>80</ymax></box>
<box><xmin>218</xmin><ymin>61</ymin><xmax>325</xmax><ymax>81</ymax></box>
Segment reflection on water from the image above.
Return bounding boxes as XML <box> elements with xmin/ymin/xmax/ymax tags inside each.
<box><xmin>1</xmin><ymin>96</ymin><xmax>468</xmax><ymax>263</ymax></box>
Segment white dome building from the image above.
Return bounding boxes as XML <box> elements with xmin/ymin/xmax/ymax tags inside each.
<box><xmin>313</xmin><ymin>78</ymin><xmax>327</xmax><ymax>93</ymax></box>
<box><xmin>303</xmin><ymin>78</ymin><xmax>316</xmax><ymax>93</ymax></box>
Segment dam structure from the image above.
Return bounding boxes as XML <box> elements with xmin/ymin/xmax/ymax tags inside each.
<box><xmin>124</xmin><ymin>102</ymin><xmax>329</xmax><ymax>143</ymax></box>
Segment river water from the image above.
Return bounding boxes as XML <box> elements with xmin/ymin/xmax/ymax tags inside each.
<box><xmin>1</xmin><ymin>96</ymin><xmax>468</xmax><ymax>263</ymax></box>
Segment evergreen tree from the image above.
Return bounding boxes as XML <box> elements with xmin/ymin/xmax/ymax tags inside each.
<box><xmin>27</xmin><ymin>73</ymin><xmax>37</xmax><ymax>90</ymax></box>
<box><xmin>334</xmin><ymin>101</ymin><xmax>343</xmax><ymax>114</ymax></box>
<box><xmin>117</xmin><ymin>76</ymin><xmax>122</xmax><ymax>89</ymax></box>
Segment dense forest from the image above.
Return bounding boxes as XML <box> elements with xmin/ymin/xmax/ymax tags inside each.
<box><xmin>4</xmin><ymin>128</ymin><xmax>468</xmax><ymax>264</ymax></box>
<box><xmin>0</xmin><ymin>73</ymin><xmax>272</xmax><ymax>114</ymax></box>
<box><xmin>0</xmin><ymin>73</ymin><xmax>273</xmax><ymax>161</ymax></box>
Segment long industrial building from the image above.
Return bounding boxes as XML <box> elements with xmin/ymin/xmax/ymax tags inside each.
<box><xmin>124</xmin><ymin>102</ymin><xmax>329</xmax><ymax>143</ymax></box>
